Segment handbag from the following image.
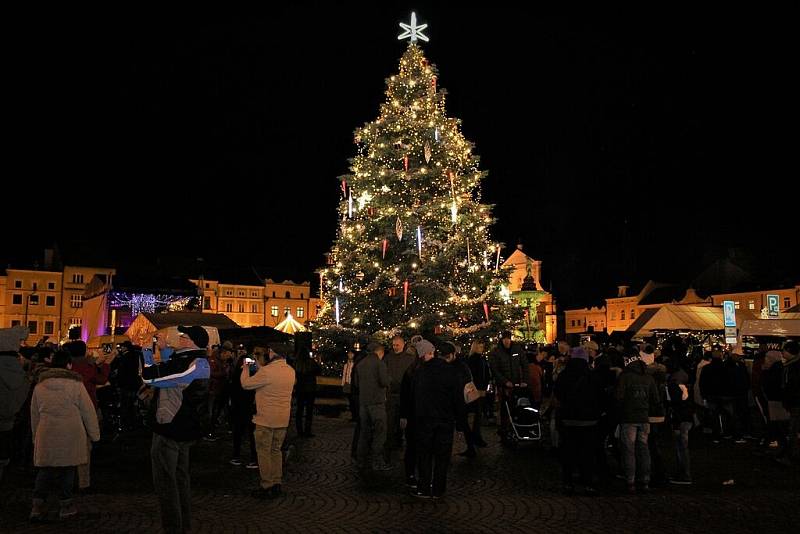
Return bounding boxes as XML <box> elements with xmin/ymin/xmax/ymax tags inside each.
<box><xmin>464</xmin><ymin>381</ymin><xmax>481</xmax><ymax>404</ymax></box>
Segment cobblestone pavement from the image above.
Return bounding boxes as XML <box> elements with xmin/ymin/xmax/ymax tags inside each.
<box><xmin>1</xmin><ymin>413</ymin><xmax>798</xmax><ymax>533</ymax></box>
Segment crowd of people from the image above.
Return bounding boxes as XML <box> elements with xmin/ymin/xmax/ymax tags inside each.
<box><xmin>1</xmin><ymin>322</ymin><xmax>799</xmax><ymax>530</ymax></box>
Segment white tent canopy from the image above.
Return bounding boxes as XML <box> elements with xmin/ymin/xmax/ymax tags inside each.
<box><xmin>627</xmin><ymin>304</ymin><xmax>756</xmax><ymax>337</ymax></box>
<box><xmin>274</xmin><ymin>312</ymin><xmax>307</xmax><ymax>334</ymax></box>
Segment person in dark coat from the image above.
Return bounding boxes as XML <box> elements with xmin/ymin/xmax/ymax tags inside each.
<box><xmin>399</xmin><ymin>343</ymin><xmax>422</xmax><ymax>489</ymax></box>
<box><xmin>554</xmin><ymin>347</ymin><xmax>603</xmax><ymax>494</ymax></box>
<box><xmin>700</xmin><ymin>347</ymin><xmax>734</xmax><ymax>442</ymax></box>
<box><xmin>489</xmin><ymin>331</ymin><xmax>528</xmax><ymax>443</ymax></box>
<box><xmin>228</xmin><ymin>345</ymin><xmax>258</xmax><ymax>468</ymax></box>
<box><xmin>466</xmin><ymin>340</ymin><xmax>490</xmax><ymax>447</ymax></box>
<box><xmin>448</xmin><ymin>343</ymin><xmax>478</xmax><ymax>458</ymax></box>
<box><xmin>410</xmin><ymin>339</ymin><xmax>464</xmax><ymax>499</ymax></box>
<box><xmin>292</xmin><ymin>350</ymin><xmax>321</xmax><ymax>438</ymax></box>
<box><xmin>0</xmin><ymin>326</ymin><xmax>30</xmax><ymax>484</ymax></box>
<box><xmin>666</xmin><ymin>356</ymin><xmax>694</xmax><ymax>484</ymax></box>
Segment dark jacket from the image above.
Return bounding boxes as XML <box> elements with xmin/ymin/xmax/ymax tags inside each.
<box><xmin>413</xmin><ymin>357</ymin><xmax>465</xmax><ymax>422</ymax></box>
<box><xmin>667</xmin><ymin>370</ymin><xmax>694</xmax><ymax>424</ymax></box>
<box><xmin>400</xmin><ymin>357</ymin><xmax>422</xmax><ymax>419</ymax></box>
<box><xmin>467</xmin><ymin>352</ymin><xmax>491</xmax><ymax>391</ymax></box>
<box><xmin>782</xmin><ymin>356</ymin><xmax>800</xmax><ymax>410</ymax></box>
<box><xmin>646</xmin><ymin>362</ymin><xmax>668</xmax><ymax>423</ymax></box>
<box><xmin>554</xmin><ymin>358</ymin><xmax>602</xmax><ymax>425</ymax></box>
<box><xmin>113</xmin><ymin>347</ymin><xmax>144</xmax><ymax>392</ymax></box>
<box><xmin>699</xmin><ymin>358</ymin><xmax>730</xmax><ymax>399</ymax></box>
<box><xmin>763</xmin><ymin>361</ymin><xmax>784</xmax><ymax>402</ymax></box>
<box><xmin>143</xmin><ymin>349</ymin><xmax>210</xmax><ymax>441</ymax></box>
<box><xmin>615</xmin><ymin>360</ymin><xmax>662</xmax><ymax>424</ymax></box>
<box><xmin>354</xmin><ymin>352</ymin><xmax>389</xmax><ymax>406</ymax></box>
<box><xmin>293</xmin><ymin>356</ymin><xmax>321</xmax><ymax>395</ymax></box>
<box><xmin>228</xmin><ymin>356</ymin><xmax>256</xmax><ymax>418</ymax></box>
<box><xmin>489</xmin><ymin>343</ymin><xmax>528</xmax><ymax>386</ymax></box>
<box><xmin>726</xmin><ymin>358</ymin><xmax>750</xmax><ymax>397</ymax></box>
<box><xmin>384</xmin><ymin>350</ymin><xmax>415</xmax><ymax>397</ymax></box>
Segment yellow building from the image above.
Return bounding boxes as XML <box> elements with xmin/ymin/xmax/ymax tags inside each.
<box><xmin>710</xmin><ymin>286</ymin><xmax>799</xmax><ymax>315</ymax></box>
<box><xmin>0</xmin><ymin>263</ymin><xmax>115</xmax><ymax>344</ymax></box>
<box><xmin>501</xmin><ymin>245</ymin><xmax>557</xmax><ymax>343</ymax></box>
<box><xmin>565</xmin><ymin>306</ymin><xmax>607</xmax><ymax>334</ymax></box>
<box><xmin>194</xmin><ymin>278</ymin><xmax>317</xmax><ymax>329</ymax></box>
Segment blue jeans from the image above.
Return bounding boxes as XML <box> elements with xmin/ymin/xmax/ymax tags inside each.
<box><xmin>151</xmin><ymin>433</ymin><xmax>194</xmax><ymax>534</ymax></box>
<box><xmin>619</xmin><ymin>423</ymin><xmax>651</xmax><ymax>484</ymax></box>
<box><xmin>33</xmin><ymin>466</ymin><xmax>75</xmax><ymax>501</ymax></box>
<box><xmin>673</xmin><ymin>421</ymin><xmax>692</xmax><ymax>480</ymax></box>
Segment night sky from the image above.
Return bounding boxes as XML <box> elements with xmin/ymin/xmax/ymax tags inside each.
<box><xmin>5</xmin><ymin>7</ymin><xmax>795</xmax><ymax>309</ymax></box>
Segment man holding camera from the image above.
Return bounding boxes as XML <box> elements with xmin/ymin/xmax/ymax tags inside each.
<box><xmin>240</xmin><ymin>346</ymin><xmax>296</xmax><ymax>499</ymax></box>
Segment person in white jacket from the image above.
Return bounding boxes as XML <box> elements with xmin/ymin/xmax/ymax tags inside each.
<box><xmin>241</xmin><ymin>347</ymin><xmax>295</xmax><ymax>499</ymax></box>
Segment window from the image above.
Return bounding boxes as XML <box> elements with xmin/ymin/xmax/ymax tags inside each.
<box><xmin>225</xmin><ymin>290</ymin><xmax>233</xmax><ymax>296</ymax></box>
<box><xmin>285</xmin><ymin>291</ymin><xmax>291</xmax><ymax>299</ymax></box>
<box><xmin>11</xmin><ymin>320</ymin><xmax>21</xmax><ymax>327</ymax></box>
<box><xmin>621</xmin><ymin>310</ymin><xmax>626</xmax><ymax>320</ymax></box>
<box><xmin>48</xmin><ymin>282</ymin><xmax>55</xmax><ymax>290</ymax></box>
<box><xmin>252</xmin><ymin>291</ymin><xmax>258</xmax><ymax>297</ymax></box>
<box><xmin>226</xmin><ymin>303</ymin><xmax>233</xmax><ymax>312</ymax></box>
<box><xmin>630</xmin><ymin>309</ymin><xmax>636</xmax><ymax>320</ymax></box>
<box><xmin>72</xmin><ymin>274</ymin><xmax>84</xmax><ymax>284</ymax></box>
<box><xmin>29</xmin><ymin>295</ymin><xmax>39</xmax><ymax>305</ymax></box>
<box><xmin>785</xmin><ymin>297</ymin><xmax>791</xmax><ymax>308</ymax></box>
<box><xmin>251</xmin><ymin>304</ymin><xmax>258</xmax><ymax>313</ymax></box>
<box><xmin>46</xmin><ymin>296</ymin><xmax>56</xmax><ymax>306</ymax></box>
<box><xmin>203</xmin><ymin>297</ymin><xmax>211</xmax><ymax>310</ymax></box>
<box><xmin>205</xmin><ymin>283</ymin><xmax>210</xmax><ymax>288</ymax></box>
<box><xmin>70</xmin><ymin>317</ymin><xmax>82</xmax><ymax>326</ymax></box>
<box><xmin>238</xmin><ymin>303</ymin><xmax>245</xmax><ymax>313</ymax></box>
<box><xmin>297</xmin><ymin>307</ymin><xmax>304</xmax><ymax>318</ymax></box>
<box><xmin>272</xmin><ymin>291</ymin><xmax>276</xmax><ymax>297</ymax></box>
<box><xmin>571</xmin><ymin>320</ymin><xmax>575</xmax><ymax>327</ymax></box>
<box><xmin>14</xmin><ymin>280</ymin><xmax>22</xmax><ymax>288</ymax></box>
<box><xmin>28</xmin><ymin>321</ymin><xmax>38</xmax><ymax>334</ymax></box>
<box><xmin>284</xmin><ymin>306</ymin><xmax>291</xmax><ymax>316</ymax></box>
<box><xmin>238</xmin><ymin>290</ymin><xmax>245</xmax><ymax>297</ymax></box>
<box><xmin>71</xmin><ymin>295</ymin><xmax>82</xmax><ymax>308</ymax></box>
<box><xmin>271</xmin><ymin>306</ymin><xmax>279</xmax><ymax>317</ymax></box>
<box><xmin>748</xmin><ymin>300</ymin><xmax>756</xmax><ymax>310</ymax></box>
<box><xmin>734</xmin><ymin>301</ymin><xmax>740</xmax><ymax>309</ymax></box>
<box><xmin>611</xmin><ymin>312</ymin><xmax>616</xmax><ymax>320</ymax></box>
<box><xmin>45</xmin><ymin>321</ymin><xmax>54</xmax><ymax>335</ymax></box>
<box><xmin>12</xmin><ymin>294</ymin><xmax>22</xmax><ymax>305</ymax></box>
<box><xmin>300</xmin><ymin>293</ymin><xmax>304</xmax><ymax>299</ymax></box>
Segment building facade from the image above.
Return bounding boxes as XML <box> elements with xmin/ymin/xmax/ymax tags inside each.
<box><xmin>0</xmin><ymin>265</ymin><xmax>116</xmax><ymax>344</ymax></box>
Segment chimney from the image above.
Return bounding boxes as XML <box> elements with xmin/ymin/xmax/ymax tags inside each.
<box><xmin>44</xmin><ymin>249</ymin><xmax>54</xmax><ymax>270</ymax></box>
<box><xmin>618</xmin><ymin>285</ymin><xmax>629</xmax><ymax>297</ymax></box>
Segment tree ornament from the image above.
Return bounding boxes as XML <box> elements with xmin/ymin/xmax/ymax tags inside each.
<box><xmin>435</xmin><ymin>128</ymin><xmax>440</xmax><ymax>143</ymax></box>
<box><xmin>404</xmin><ymin>280</ymin><xmax>410</xmax><ymax>308</ymax></box>
<box><xmin>434</xmin><ymin>325</ymin><xmax>443</xmax><ymax>335</ymax></box>
<box><xmin>429</xmin><ymin>76</ymin><xmax>437</xmax><ymax>96</ymax></box>
<box><xmin>417</xmin><ymin>226</ymin><xmax>423</xmax><ymax>259</ymax></box>
<box><xmin>483</xmin><ymin>302</ymin><xmax>490</xmax><ymax>322</ymax></box>
<box><xmin>335</xmin><ymin>297</ymin><xmax>340</xmax><ymax>325</ymax></box>
<box><xmin>355</xmin><ymin>272</ymin><xmax>365</xmax><ymax>281</ymax></box>
<box><xmin>367</xmin><ymin>206</ymin><xmax>375</xmax><ymax>217</ymax></box>
<box><xmin>451</xmin><ymin>200</ymin><xmax>458</xmax><ymax>224</ymax></box>
<box><xmin>424</xmin><ymin>141</ymin><xmax>432</xmax><ymax>163</ymax></box>
<box><xmin>403</xmin><ymin>154</ymin><xmax>409</xmax><ymax>172</ymax></box>
<box><xmin>395</xmin><ymin>217</ymin><xmax>403</xmax><ymax>241</ymax></box>
<box><xmin>398</xmin><ymin>11</ymin><xmax>429</xmax><ymax>44</ymax></box>
<box><xmin>382</xmin><ymin>238</ymin><xmax>389</xmax><ymax>259</ymax></box>
<box><xmin>387</xmin><ymin>287</ymin><xmax>397</xmax><ymax>297</ymax></box>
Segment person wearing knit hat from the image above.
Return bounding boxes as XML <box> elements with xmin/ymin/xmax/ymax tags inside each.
<box><xmin>1</xmin><ymin>326</ymin><xmax>30</xmax><ymax>484</ymax></box>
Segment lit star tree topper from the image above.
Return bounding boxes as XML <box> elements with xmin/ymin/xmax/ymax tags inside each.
<box><xmin>398</xmin><ymin>12</ymin><xmax>429</xmax><ymax>44</ymax></box>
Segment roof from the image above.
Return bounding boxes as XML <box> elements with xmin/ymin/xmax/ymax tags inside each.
<box><xmin>638</xmin><ymin>285</ymin><xmax>686</xmax><ymax>306</ymax></box>
<box><xmin>141</xmin><ymin>312</ymin><xmax>240</xmax><ymax>330</ymax></box>
<box><xmin>626</xmin><ymin>308</ymin><xmax>659</xmax><ymax>333</ymax></box>
<box><xmin>740</xmin><ymin>319</ymin><xmax>800</xmax><ymax>337</ymax></box>
<box><xmin>627</xmin><ymin>304</ymin><xmax>757</xmax><ymax>337</ymax></box>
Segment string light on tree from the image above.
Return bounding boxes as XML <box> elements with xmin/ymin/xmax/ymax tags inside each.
<box><xmin>314</xmin><ymin>13</ymin><xmax>526</xmax><ymax>346</ymax></box>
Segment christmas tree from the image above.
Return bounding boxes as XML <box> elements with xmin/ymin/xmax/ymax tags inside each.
<box><xmin>314</xmin><ymin>14</ymin><xmax>524</xmax><ymax>346</ymax></box>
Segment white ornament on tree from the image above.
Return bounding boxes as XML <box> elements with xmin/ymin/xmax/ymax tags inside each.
<box><xmin>424</xmin><ymin>141</ymin><xmax>432</xmax><ymax>163</ymax></box>
<box><xmin>395</xmin><ymin>217</ymin><xmax>404</xmax><ymax>241</ymax></box>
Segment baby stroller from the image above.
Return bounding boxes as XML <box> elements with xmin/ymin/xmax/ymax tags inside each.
<box><xmin>503</xmin><ymin>385</ymin><xmax>542</xmax><ymax>445</ymax></box>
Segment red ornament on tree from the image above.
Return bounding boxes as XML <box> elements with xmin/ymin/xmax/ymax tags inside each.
<box><xmin>403</xmin><ymin>154</ymin><xmax>409</xmax><ymax>172</ymax></box>
<box><xmin>483</xmin><ymin>302</ymin><xmax>490</xmax><ymax>322</ymax></box>
<box><xmin>382</xmin><ymin>238</ymin><xmax>388</xmax><ymax>259</ymax></box>
<box><xmin>367</xmin><ymin>206</ymin><xmax>375</xmax><ymax>217</ymax></box>
<box><xmin>434</xmin><ymin>325</ymin><xmax>443</xmax><ymax>335</ymax></box>
<box><xmin>404</xmin><ymin>280</ymin><xmax>410</xmax><ymax>308</ymax></box>
<box><xmin>387</xmin><ymin>287</ymin><xmax>397</xmax><ymax>297</ymax></box>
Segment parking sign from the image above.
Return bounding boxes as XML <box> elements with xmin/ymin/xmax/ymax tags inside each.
<box><xmin>767</xmin><ymin>294</ymin><xmax>779</xmax><ymax>318</ymax></box>
<box><xmin>723</xmin><ymin>301</ymin><xmax>736</xmax><ymax>328</ymax></box>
